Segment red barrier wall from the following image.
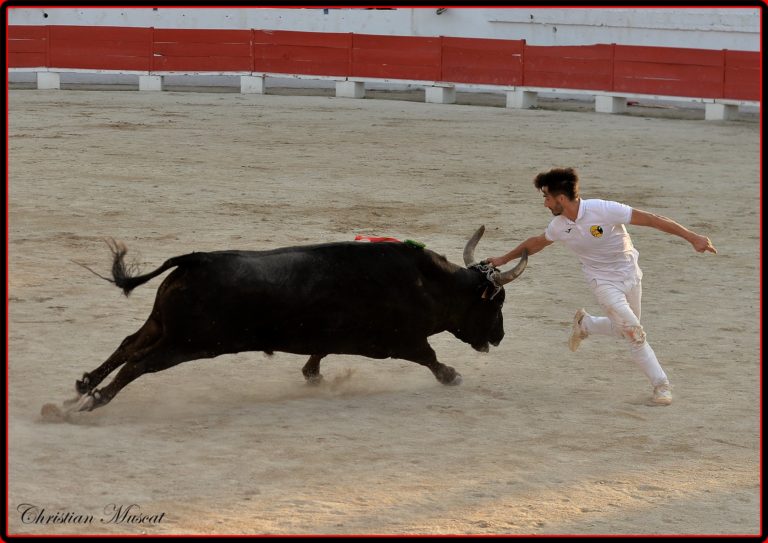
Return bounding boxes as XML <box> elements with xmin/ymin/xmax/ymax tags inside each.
<box><xmin>723</xmin><ymin>50</ymin><xmax>761</xmax><ymax>101</ymax></box>
<box><xmin>524</xmin><ymin>44</ymin><xmax>613</xmax><ymax>90</ymax></box>
<box><xmin>152</xmin><ymin>29</ymin><xmax>252</xmax><ymax>72</ymax></box>
<box><xmin>351</xmin><ymin>34</ymin><xmax>441</xmax><ymax>80</ymax></box>
<box><xmin>253</xmin><ymin>30</ymin><xmax>351</xmax><ymax>76</ymax></box>
<box><xmin>48</xmin><ymin>25</ymin><xmax>152</xmax><ymax>71</ymax></box>
<box><xmin>442</xmin><ymin>37</ymin><xmax>524</xmax><ymax>86</ymax></box>
<box><xmin>613</xmin><ymin>45</ymin><xmax>725</xmax><ymax>99</ymax></box>
<box><xmin>6</xmin><ymin>25</ymin><xmax>760</xmax><ymax>101</ymax></box>
<box><xmin>8</xmin><ymin>25</ymin><xmax>48</xmax><ymax>67</ymax></box>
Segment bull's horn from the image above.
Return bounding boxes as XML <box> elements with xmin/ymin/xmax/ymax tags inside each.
<box><xmin>463</xmin><ymin>225</ymin><xmax>485</xmax><ymax>267</ymax></box>
<box><xmin>493</xmin><ymin>249</ymin><xmax>528</xmax><ymax>285</ymax></box>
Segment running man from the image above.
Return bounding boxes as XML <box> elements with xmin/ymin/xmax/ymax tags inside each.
<box><xmin>484</xmin><ymin>167</ymin><xmax>717</xmax><ymax>405</ymax></box>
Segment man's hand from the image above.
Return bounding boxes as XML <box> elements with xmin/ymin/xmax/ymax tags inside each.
<box><xmin>691</xmin><ymin>234</ymin><xmax>717</xmax><ymax>254</ymax></box>
<box><xmin>483</xmin><ymin>257</ymin><xmax>506</xmax><ymax>268</ymax></box>
<box><xmin>482</xmin><ymin>235</ymin><xmax>550</xmax><ymax>268</ymax></box>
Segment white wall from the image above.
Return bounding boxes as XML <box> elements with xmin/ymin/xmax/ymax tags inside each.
<box><xmin>414</xmin><ymin>8</ymin><xmax>760</xmax><ymax>50</ymax></box>
<box><xmin>8</xmin><ymin>7</ymin><xmax>761</xmax><ymax>51</ymax></box>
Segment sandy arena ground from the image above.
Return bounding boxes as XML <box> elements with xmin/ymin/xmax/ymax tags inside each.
<box><xmin>7</xmin><ymin>88</ymin><xmax>760</xmax><ymax>535</ymax></box>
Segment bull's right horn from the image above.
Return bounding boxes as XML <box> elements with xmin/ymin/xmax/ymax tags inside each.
<box><xmin>493</xmin><ymin>249</ymin><xmax>528</xmax><ymax>285</ymax></box>
<box><xmin>463</xmin><ymin>225</ymin><xmax>485</xmax><ymax>267</ymax></box>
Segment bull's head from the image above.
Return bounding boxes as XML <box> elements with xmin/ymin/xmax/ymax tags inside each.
<box><xmin>463</xmin><ymin>225</ymin><xmax>528</xmax><ymax>286</ymax></box>
<box><xmin>457</xmin><ymin>225</ymin><xmax>528</xmax><ymax>352</ymax></box>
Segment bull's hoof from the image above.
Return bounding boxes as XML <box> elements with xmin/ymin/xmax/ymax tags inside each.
<box><xmin>75</xmin><ymin>394</ymin><xmax>95</xmax><ymax>412</ymax></box>
<box><xmin>305</xmin><ymin>374</ymin><xmax>324</xmax><ymax>386</ymax></box>
<box><xmin>75</xmin><ymin>389</ymin><xmax>106</xmax><ymax>412</ymax></box>
<box><xmin>449</xmin><ymin>373</ymin><xmax>463</xmax><ymax>386</ymax></box>
<box><xmin>436</xmin><ymin>366</ymin><xmax>463</xmax><ymax>386</ymax></box>
<box><xmin>75</xmin><ymin>373</ymin><xmax>91</xmax><ymax>395</ymax></box>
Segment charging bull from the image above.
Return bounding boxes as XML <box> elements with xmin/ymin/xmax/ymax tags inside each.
<box><xmin>68</xmin><ymin>226</ymin><xmax>527</xmax><ymax>412</ymax></box>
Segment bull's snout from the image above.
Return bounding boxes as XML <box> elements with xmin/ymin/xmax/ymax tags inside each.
<box><xmin>489</xmin><ymin>325</ymin><xmax>505</xmax><ymax>347</ymax></box>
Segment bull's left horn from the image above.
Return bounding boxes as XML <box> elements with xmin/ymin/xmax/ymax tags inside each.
<box><xmin>463</xmin><ymin>225</ymin><xmax>485</xmax><ymax>267</ymax></box>
<box><xmin>493</xmin><ymin>249</ymin><xmax>528</xmax><ymax>285</ymax></box>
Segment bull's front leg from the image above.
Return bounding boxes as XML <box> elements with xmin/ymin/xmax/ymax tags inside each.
<box><xmin>399</xmin><ymin>342</ymin><xmax>463</xmax><ymax>386</ymax></box>
<box><xmin>302</xmin><ymin>354</ymin><xmax>326</xmax><ymax>385</ymax></box>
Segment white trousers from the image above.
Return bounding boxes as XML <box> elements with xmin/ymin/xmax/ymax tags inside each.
<box><xmin>581</xmin><ymin>278</ymin><xmax>668</xmax><ymax>386</ymax></box>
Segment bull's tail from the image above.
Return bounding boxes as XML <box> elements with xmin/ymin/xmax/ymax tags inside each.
<box><xmin>74</xmin><ymin>238</ymin><xmax>198</xmax><ymax>297</ymax></box>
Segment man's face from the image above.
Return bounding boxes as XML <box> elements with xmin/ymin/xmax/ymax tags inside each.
<box><xmin>541</xmin><ymin>187</ymin><xmax>564</xmax><ymax>216</ymax></box>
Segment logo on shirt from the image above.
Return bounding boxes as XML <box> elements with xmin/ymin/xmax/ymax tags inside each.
<box><xmin>590</xmin><ymin>225</ymin><xmax>604</xmax><ymax>238</ymax></box>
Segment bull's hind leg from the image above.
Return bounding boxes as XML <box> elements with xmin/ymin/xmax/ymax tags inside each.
<box><xmin>75</xmin><ymin>344</ymin><xmax>200</xmax><ymax>411</ymax></box>
<box><xmin>400</xmin><ymin>342</ymin><xmax>463</xmax><ymax>386</ymax></box>
<box><xmin>302</xmin><ymin>354</ymin><xmax>326</xmax><ymax>385</ymax></box>
<box><xmin>74</xmin><ymin>318</ymin><xmax>162</xmax><ymax>396</ymax></box>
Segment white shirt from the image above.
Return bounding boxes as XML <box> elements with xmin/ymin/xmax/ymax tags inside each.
<box><xmin>544</xmin><ymin>198</ymin><xmax>642</xmax><ymax>283</ymax></box>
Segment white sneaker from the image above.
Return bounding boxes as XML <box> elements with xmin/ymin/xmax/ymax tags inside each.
<box><xmin>568</xmin><ymin>308</ymin><xmax>589</xmax><ymax>352</ymax></box>
<box><xmin>652</xmin><ymin>382</ymin><xmax>673</xmax><ymax>405</ymax></box>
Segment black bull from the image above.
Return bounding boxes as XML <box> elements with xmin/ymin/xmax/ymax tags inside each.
<box><xmin>70</xmin><ymin>226</ymin><xmax>527</xmax><ymax>411</ymax></box>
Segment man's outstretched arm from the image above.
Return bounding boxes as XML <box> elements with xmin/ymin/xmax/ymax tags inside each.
<box><xmin>484</xmin><ymin>233</ymin><xmax>553</xmax><ymax>268</ymax></box>
<box><xmin>630</xmin><ymin>209</ymin><xmax>717</xmax><ymax>254</ymax></box>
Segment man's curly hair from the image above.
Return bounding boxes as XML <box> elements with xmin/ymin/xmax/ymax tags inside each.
<box><xmin>533</xmin><ymin>167</ymin><xmax>580</xmax><ymax>201</ymax></box>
